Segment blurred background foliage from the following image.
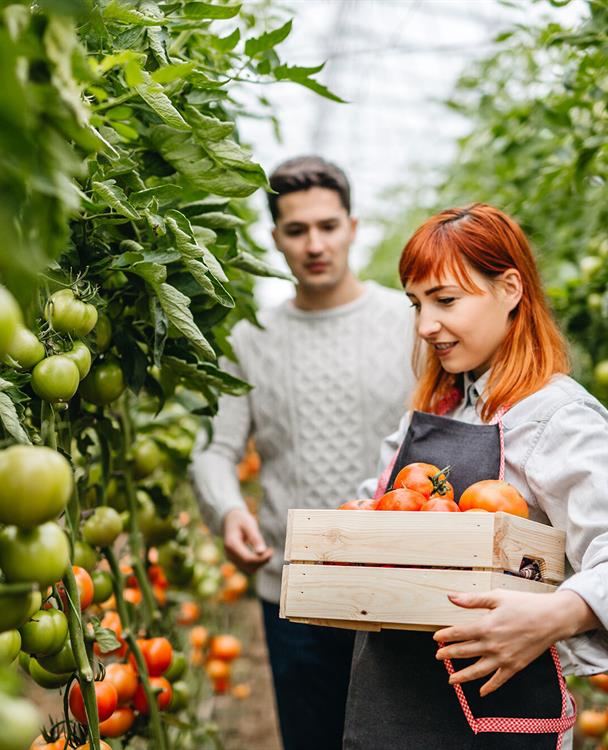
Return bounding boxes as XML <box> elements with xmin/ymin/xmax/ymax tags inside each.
<box><xmin>363</xmin><ymin>0</ymin><xmax>608</xmax><ymax>400</ymax></box>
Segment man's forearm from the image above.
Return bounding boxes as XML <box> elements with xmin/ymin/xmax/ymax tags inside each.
<box><xmin>189</xmin><ymin>448</ymin><xmax>247</xmax><ymax>534</ymax></box>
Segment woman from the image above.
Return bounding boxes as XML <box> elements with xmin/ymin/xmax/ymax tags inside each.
<box><xmin>343</xmin><ymin>204</ymin><xmax>608</xmax><ymax>750</ymax></box>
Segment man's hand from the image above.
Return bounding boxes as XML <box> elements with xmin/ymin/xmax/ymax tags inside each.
<box><xmin>223</xmin><ymin>508</ymin><xmax>273</xmax><ymax>574</ymax></box>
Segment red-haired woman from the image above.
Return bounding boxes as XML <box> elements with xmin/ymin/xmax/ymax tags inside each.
<box><xmin>343</xmin><ymin>204</ymin><xmax>608</xmax><ymax>750</ymax></box>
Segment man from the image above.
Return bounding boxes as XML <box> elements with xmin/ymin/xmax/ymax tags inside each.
<box><xmin>190</xmin><ymin>156</ymin><xmax>415</xmax><ymax>750</ymax></box>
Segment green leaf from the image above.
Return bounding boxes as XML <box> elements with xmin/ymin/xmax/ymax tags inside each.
<box><xmin>134</xmin><ymin>71</ymin><xmax>191</xmax><ymax>130</ymax></box>
<box><xmin>183</xmin><ymin>258</ymin><xmax>215</xmax><ymax>295</ymax></box>
<box><xmin>93</xmin><ymin>624</ymin><xmax>122</xmax><ymax>654</ymax></box>
<box><xmin>151</xmin><ymin>62</ymin><xmax>196</xmax><ymax>84</ymax></box>
<box><xmin>245</xmin><ymin>20</ymin><xmax>292</xmax><ymax>57</ymax></box>
<box><xmin>274</xmin><ymin>63</ymin><xmax>346</xmax><ymax>103</ymax></box>
<box><xmin>102</xmin><ymin>1</ymin><xmax>162</xmax><ymax>25</ymax></box>
<box><xmin>129</xmin><ymin>261</ymin><xmax>168</xmax><ymax>285</ymax></box>
<box><xmin>154</xmin><ymin>283</ymin><xmax>215</xmax><ymax>360</ymax></box>
<box><xmin>186</xmin><ymin>108</ymin><xmax>235</xmax><ymax>142</ymax></box>
<box><xmin>92</xmin><ymin>180</ymin><xmax>141</xmax><ymax>220</ymax></box>
<box><xmin>162</xmin><ymin>356</ymin><xmax>250</xmax><ymax>395</ymax></box>
<box><xmin>182</xmin><ymin>2</ymin><xmax>241</xmax><ymax>20</ymax></box>
<box><xmin>192</xmin><ymin>211</ymin><xmax>243</xmax><ymax>229</ymax></box>
<box><xmin>210</xmin><ymin>27</ymin><xmax>240</xmax><ymax>52</ymax></box>
<box><xmin>228</xmin><ymin>251</ymin><xmax>295</xmax><ymax>281</ymax></box>
<box><xmin>130</xmin><ymin>184</ymin><xmax>183</xmax><ymax>206</ymax></box>
<box><xmin>0</xmin><ymin>393</ymin><xmax>30</xmax><ymax>444</ymax></box>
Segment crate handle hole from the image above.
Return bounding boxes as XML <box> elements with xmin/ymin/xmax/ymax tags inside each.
<box><xmin>518</xmin><ymin>556</ymin><xmax>546</xmax><ymax>581</ymax></box>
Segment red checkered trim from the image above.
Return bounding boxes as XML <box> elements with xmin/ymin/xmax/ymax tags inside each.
<box><xmin>440</xmin><ymin>643</ymin><xmax>576</xmax><ymax>747</ymax></box>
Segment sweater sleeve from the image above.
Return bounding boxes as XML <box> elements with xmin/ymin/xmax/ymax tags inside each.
<box><xmin>525</xmin><ymin>400</ymin><xmax>608</xmax><ymax>670</ymax></box>
<box><xmin>189</xmin><ymin>356</ymin><xmax>252</xmax><ymax>535</ymax></box>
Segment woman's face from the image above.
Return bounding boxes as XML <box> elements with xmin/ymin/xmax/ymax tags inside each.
<box><xmin>405</xmin><ymin>265</ymin><xmax>522</xmax><ymax>379</ymax></box>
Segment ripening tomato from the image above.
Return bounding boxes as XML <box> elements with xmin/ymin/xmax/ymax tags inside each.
<box><xmin>0</xmin><ymin>445</ymin><xmax>73</xmax><ymax>527</ymax></box>
<box><xmin>32</xmin><ymin>355</ymin><xmax>80</xmax><ymax>403</ymax></box>
<box><xmin>99</xmin><ymin>706</ymin><xmax>135</xmax><ymax>738</ymax></box>
<box><xmin>338</xmin><ymin>498</ymin><xmax>379</xmax><ymax>510</ymax></box>
<box><xmin>176</xmin><ymin>600</ymin><xmax>200</xmax><ymax>626</ymax></box>
<box><xmin>205</xmin><ymin>658</ymin><xmax>230</xmax><ymax>681</ymax></box>
<box><xmin>392</xmin><ymin>462</ymin><xmax>454</xmax><ymax>500</ymax></box>
<box><xmin>57</xmin><ymin>566</ymin><xmax>94</xmax><ymax>611</ymax></box>
<box><xmin>376</xmin><ymin>488</ymin><xmax>425</xmax><ymax>511</ymax></box>
<box><xmin>133</xmin><ymin>676</ymin><xmax>172</xmax><ymax>714</ymax></box>
<box><xmin>4</xmin><ymin>326</ymin><xmax>45</xmax><ymax>370</ymax></box>
<box><xmin>589</xmin><ymin>673</ymin><xmax>608</xmax><ymax>693</ymax></box>
<box><xmin>69</xmin><ymin>680</ymin><xmax>118</xmax><ymax>725</ymax></box>
<box><xmin>104</xmin><ymin>663</ymin><xmax>138</xmax><ymax>705</ymax></box>
<box><xmin>143</xmin><ymin>637</ymin><xmax>173</xmax><ymax>676</ymax></box>
<box><xmin>578</xmin><ymin>708</ymin><xmax>608</xmax><ymax>737</ymax></box>
<box><xmin>209</xmin><ymin>634</ymin><xmax>242</xmax><ymax>662</ymax></box>
<box><xmin>459</xmin><ymin>480</ymin><xmax>529</xmax><ymax>518</ymax></box>
<box><xmin>29</xmin><ymin>734</ymin><xmax>68</xmax><ymax>749</ymax></box>
<box><xmin>189</xmin><ymin>625</ymin><xmax>209</xmax><ymax>649</ymax></box>
<box><xmin>45</xmin><ymin>289</ymin><xmax>98</xmax><ymax>337</ymax></box>
<box><xmin>75</xmin><ymin>743</ymin><xmax>112</xmax><ymax>750</ymax></box>
<box><xmin>164</xmin><ymin>650</ymin><xmax>187</xmax><ymax>682</ymax></box>
<box><xmin>420</xmin><ymin>497</ymin><xmax>461</xmax><ymax>512</ymax></box>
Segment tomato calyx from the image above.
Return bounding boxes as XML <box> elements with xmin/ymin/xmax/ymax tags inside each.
<box><xmin>427</xmin><ymin>465</ymin><xmax>453</xmax><ymax>499</ymax></box>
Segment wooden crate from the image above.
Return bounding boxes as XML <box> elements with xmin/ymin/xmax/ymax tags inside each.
<box><xmin>280</xmin><ymin>509</ymin><xmax>565</xmax><ymax>631</ymax></box>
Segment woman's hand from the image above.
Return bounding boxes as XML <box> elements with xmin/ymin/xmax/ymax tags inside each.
<box><xmin>433</xmin><ymin>589</ymin><xmax>598</xmax><ymax>696</ymax></box>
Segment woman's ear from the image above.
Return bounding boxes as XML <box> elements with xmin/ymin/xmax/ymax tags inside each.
<box><xmin>499</xmin><ymin>269</ymin><xmax>523</xmax><ymax>313</ymax></box>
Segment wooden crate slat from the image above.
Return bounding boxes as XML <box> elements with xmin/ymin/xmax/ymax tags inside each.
<box><xmin>494</xmin><ymin>514</ymin><xmax>565</xmax><ymax>583</ymax></box>
<box><xmin>281</xmin><ymin>563</ymin><xmax>556</xmax><ymax>629</ymax></box>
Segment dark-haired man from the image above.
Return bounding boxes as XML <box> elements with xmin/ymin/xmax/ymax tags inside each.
<box><xmin>191</xmin><ymin>156</ymin><xmax>415</xmax><ymax>750</ymax></box>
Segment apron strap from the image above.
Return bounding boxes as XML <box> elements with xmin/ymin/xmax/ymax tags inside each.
<box><xmin>440</xmin><ymin>643</ymin><xmax>576</xmax><ymax>743</ymax></box>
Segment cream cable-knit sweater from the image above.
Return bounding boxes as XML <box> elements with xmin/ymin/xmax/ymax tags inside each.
<box><xmin>190</xmin><ymin>281</ymin><xmax>416</xmax><ymax>602</ymax></box>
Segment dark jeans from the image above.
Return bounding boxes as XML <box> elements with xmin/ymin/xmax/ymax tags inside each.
<box><xmin>261</xmin><ymin>599</ymin><xmax>356</xmax><ymax>750</ymax></box>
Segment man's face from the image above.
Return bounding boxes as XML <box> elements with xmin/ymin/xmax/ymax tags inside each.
<box><xmin>272</xmin><ymin>187</ymin><xmax>357</xmax><ymax>294</ymax></box>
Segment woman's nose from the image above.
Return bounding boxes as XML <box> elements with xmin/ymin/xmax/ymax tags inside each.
<box><xmin>417</xmin><ymin>309</ymin><xmax>441</xmax><ymax>338</ymax></box>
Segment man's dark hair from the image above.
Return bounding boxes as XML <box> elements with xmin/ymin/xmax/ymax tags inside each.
<box><xmin>267</xmin><ymin>155</ymin><xmax>351</xmax><ymax>222</ymax></box>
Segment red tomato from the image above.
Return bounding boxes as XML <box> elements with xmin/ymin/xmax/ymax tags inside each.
<box><xmin>209</xmin><ymin>634</ymin><xmax>242</xmax><ymax>662</ymax></box>
<box><xmin>104</xmin><ymin>662</ymin><xmax>138</xmax><ymax>705</ymax></box>
<box><xmin>99</xmin><ymin>706</ymin><xmax>135</xmax><ymax>738</ymax></box>
<box><xmin>459</xmin><ymin>480</ymin><xmax>528</xmax><ymax>518</ymax></box>
<box><xmin>134</xmin><ymin>676</ymin><xmax>172</xmax><ymax>714</ymax></box>
<box><xmin>147</xmin><ymin>564</ymin><xmax>169</xmax><ymax>589</ymax></box>
<box><xmin>143</xmin><ymin>637</ymin><xmax>173</xmax><ymax>676</ymax></box>
<box><xmin>338</xmin><ymin>498</ymin><xmax>379</xmax><ymax>510</ymax></box>
<box><xmin>69</xmin><ymin>680</ymin><xmax>118</xmax><ymax>724</ymax></box>
<box><xmin>588</xmin><ymin>673</ymin><xmax>608</xmax><ymax>693</ymax></box>
<box><xmin>376</xmin><ymin>488</ymin><xmax>425</xmax><ymax>511</ymax></box>
<box><xmin>57</xmin><ymin>566</ymin><xmax>94</xmax><ymax>611</ymax></box>
<box><xmin>420</xmin><ymin>497</ymin><xmax>461</xmax><ymax>512</ymax></box>
<box><xmin>392</xmin><ymin>462</ymin><xmax>453</xmax><ymax>500</ymax></box>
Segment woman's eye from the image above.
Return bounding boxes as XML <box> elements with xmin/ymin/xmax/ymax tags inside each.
<box><xmin>438</xmin><ymin>297</ymin><xmax>455</xmax><ymax>306</ymax></box>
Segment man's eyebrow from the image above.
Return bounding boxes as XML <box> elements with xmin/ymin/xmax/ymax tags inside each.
<box><xmin>282</xmin><ymin>216</ymin><xmax>341</xmax><ymax>228</ymax></box>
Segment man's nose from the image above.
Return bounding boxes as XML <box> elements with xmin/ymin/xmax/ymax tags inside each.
<box><xmin>305</xmin><ymin>228</ymin><xmax>324</xmax><ymax>254</ymax></box>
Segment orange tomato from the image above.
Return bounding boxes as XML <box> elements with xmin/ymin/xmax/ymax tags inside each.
<box><xmin>420</xmin><ymin>497</ymin><xmax>461</xmax><ymax>512</ymax></box>
<box><xmin>209</xmin><ymin>634</ymin><xmax>242</xmax><ymax>662</ymax></box>
<box><xmin>376</xmin><ymin>488</ymin><xmax>425</xmax><ymax>511</ymax></box>
<box><xmin>459</xmin><ymin>480</ymin><xmax>528</xmax><ymax>518</ymax></box>
<box><xmin>206</xmin><ymin>658</ymin><xmax>230</xmax><ymax>681</ymax></box>
<box><xmin>220</xmin><ymin>561</ymin><xmax>237</xmax><ymax>579</ymax></box>
<box><xmin>123</xmin><ymin>587</ymin><xmax>142</xmax><ymax>605</ymax></box>
<box><xmin>189</xmin><ymin>625</ymin><xmax>209</xmax><ymax>649</ymax></box>
<box><xmin>134</xmin><ymin>676</ymin><xmax>172</xmax><ymax>714</ymax></box>
<box><xmin>99</xmin><ymin>706</ymin><xmax>135</xmax><ymax>738</ymax></box>
<box><xmin>29</xmin><ymin>736</ymin><xmax>68</xmax><ymax>750</ymax></box>
<box><xmin>578</xmin><ymin>709</ymin><xmax>608</xmax><ymax>737</ymax></box>
<box><xmin>392</xmin><ymin>462</ymin><xmax>453</xmax><ymax>500</ymax></box>
<box><xmin>338</xmin><ymin>498</ymin><xmax>379</xmax><ymax>510</ymax></box>
<box><xmin>75</xmin><ymin>744</ymin><xmax>112</xmax><ymax>750</ymax></box>
<box><xmin>232</xmin><ymin>682</ymin><xmax>252</xmax><ymax>699</ymax></box>
<box><xmin>57</xmin><ymin>566</ymin><xmax>94</xmax><ymax>611</ymax></box>
<box><xmin>589</xmin><ymin>673</ymin><xmax>608</xmax><ymax>693</ymax></box>
<box><xmin>104</xmin><ymin>662</ymin><xmax>138</xmax><ymax>705</ymax></box>
<box><xmin>177</xmin><ymin>600</ymin><xmax>200</xmax><ymax>626</ymax></box>
<box><xmin>220</xmin><ymin>572</ymin><xmax>248</xmax><ymax>603</ymax></box>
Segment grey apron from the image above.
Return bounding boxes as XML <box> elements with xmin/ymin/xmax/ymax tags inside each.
<box><xmin>342</xmin><ymin>411</ymin><xmax>564</xmax><ymax>750</ymax></box>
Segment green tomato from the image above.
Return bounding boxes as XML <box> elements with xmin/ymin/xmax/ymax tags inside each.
<box><xmin>91</xmin><ymin>570</ymin><xmax>114</xmax><ymax>604</ymax></box>
<box><xmin>64</xmin><ymin>341</ymin><xmax>91</xmax><ymax>379</ymax></box>
<box><xmin>95</xmin><ymin>313</ymin><xmax>112</xmax><ymax>353</ymax></box>
<box><xmin>26</xmin><ymin>654</ymin><xmax>72</xmax><ymax>687</ymax></box>
<box><xmin>19</xmin><ymin>608</ymin><xmax>68</xmax><ymax>657</ymax></box>
<box><xmin>32</xmin><ymin>354</ymin><xmax>80</xmax><ymax>403</ymax></box>
<box><xmin>44</xmin><ymin>289</ymin><xmax>98</xmax><ymax>337</ymax></box>
<box><xmin>133</xmin><ymin>438</ymin><xmax>163</xmax><ymax>479</ymax></box>
<box><xmin>164</xmin><ymin>650</ymin><xmax>187</xmax><ymax>682</ymax></box>
<box><xmin>0</xmin><ymin>629</ymin><xmax>21</xmax><ymax>663</ymax></box>
<box><xmin>0</xmin><ymin>590</ymin><xmax>40</xmax><ymax>633</ymax></box>
<box><xmin>0</xmin><ymin>694</ymin><xmax>41</xmax><ymax>750</ymax></box>
<box><xmin>80</xmin><ymin>360</ymin><xmax>125</xmax><ymax>405</ymax></box>
<box><xmin>0</xmin><ymin>445</ymin><xmax>73</xmax><ymax>527</ymax></box>
<box><xmin>0</xmin><ymin>522</ymin><xmax>70</xmax><ymax>587</ymax></box>
<box><xmin>73</xmin><ymin>540</ymin><xmax>98</xmax><ymax>571</ymax></box>
<box><xmin>82</xmin><ymin>506</ymin><xmax>123</xmax><ymax>547</ymax></box>
<box><xmin>136</xmin><ymin>494</ymin><xmax>176</xmax><ymax>546</ymax></box>
<box><xmin>157</xmin><ymin>541</ymin><xmax>193</xmax><ymax>586</ymax></box>
<box><xmin>3</xmin><ymin>326</ymin><xmax>45</xmax><ymax>370</ymax></box>
<box><xmin>0</xmin><ymin>285</ymin><xmax>22</xmax><ymax>357</ymax></box>
<box><xmin>168</xmin><ymin>679</ymin><xmax>190</xmax><ymax>712</ymax></box>
<box><xmin>37</xmin><ymin>635</ymin><xmax>77</xmax><ymax>673</ymax></box>
<box><xmin>594</xmin><ymin>360</ymin><xmax>608</xmax><ymax>387</ymax></box>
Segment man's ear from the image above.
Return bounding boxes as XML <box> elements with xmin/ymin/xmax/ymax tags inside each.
<box><xmin>271</xmin><ymin>226</ymin><xmax>283</xmax><ymax>253</ymax></box>
<box><xmin>349</xmin><ymin>216</ymin><xmax>358</xmax><ymax>242</ymax></box>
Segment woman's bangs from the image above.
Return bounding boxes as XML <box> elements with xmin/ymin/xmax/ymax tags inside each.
<box><xmin>400</xmin><ymin>230</ymin><xmax>481</xmax><ymax>293</ymax></box>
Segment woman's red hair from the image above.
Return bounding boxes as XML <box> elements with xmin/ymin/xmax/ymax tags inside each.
<box><xmin>399</xmin><ymin>203</ymin><xmax>569</xmax><ymax>421</ymax></box>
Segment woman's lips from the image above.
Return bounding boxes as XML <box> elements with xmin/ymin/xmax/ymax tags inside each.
<box><xmin>434</xmin><ymin>342</ymin><xmax>458</xmax><ymax>357</ymax></box>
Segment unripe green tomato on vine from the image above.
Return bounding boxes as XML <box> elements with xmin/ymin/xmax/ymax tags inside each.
<box><xmin>24</xmin><ymin>653</ymin><xmax>72</xmax><ymax>687</ymax></box>
<box><xmin>73</xmin><ymin>540</ymin><xmax>97</xmax><ymax>571</ymax></box>
<box><xmin>0</xmin><ymin>445</ymin><xmax>73</xmax><ymax>527</ymax></box>
<box><xmin>0</xmin><ymin>694</ymin><xmax>41</xmax><ymax>750</ymax></box>
<box><xmin>19</xmin><ymin>608</ymin><xmax>68</xmax><ymax>657</ymax></box>
<box><xmin>32</xmin><ymin>354</ymin><xmax>80</xmax><ymax>403</ymax></box>
<box><xmin>37</xmin><ymin>635</ymin><xmax>77</xmax><ymax>673</ymax></box>
<box><xmin>82</xmin><ymin>506</ymin><xmax>122</xmax><ymax>547</ymax></box>
<box><xmin>80</xmin><ymin>360</ymin><xmax>125</xmax><ymax>405</ymax></box>
<box><xmin>3</xmin><ymin>326</ymin><xmax>45</xmax><ymax>370</ymax></box>
<box><xmin>133</xmin><ymin>438</ymin><xmax>163</xmax><ymax>478</ymax></box>
<box><xmin>0</xmin><ymin>522</ymin><xmax>70</xmax><ymax>587</ymax></box>
<box><xmin>64</xmin><ymin>340</ymin><xmax>91</xmax><ymax>379</ymax></box>
<box><xmin>44</xmin><ymin>289</ymin><xmax>98</xmax><ymax>336</ymax></box>
<box><xmin>0</xmin><ymin>629</ymin><xmax>21</xmax><ymax>663</ymax></box>
<box><xmin>0</xmin><ymin>589</ymin><xmax>40</xmax><ymax>633</ymax></box>
<box><xmin>95</xmin><ymin>313</ymin><xmax>112</xmax><ymax>353</ymax></box>
<box><xmin>91</xmin><ymin>570</ymin><xmax>114</xmax><ymax>604</ymax></box>
<box><xmin>0</xmin><ymin>285</ymin><xmax>22</xmax><ymax>356</ymax></box>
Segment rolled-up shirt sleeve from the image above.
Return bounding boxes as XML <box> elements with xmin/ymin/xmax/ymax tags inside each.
<box><xmin>525</xmin><ymin>400</ymin><xmax>608</xmax><ymax>669</ymax></box>
<box><xmin>357</xmin><ymin>411</ymin><xmax>411</xmax><ymax>499</ymax></box>
<box><xmin>188</xmin><ymin>356</ymin><xmax>251</xmax><ymax>535</ymax></box>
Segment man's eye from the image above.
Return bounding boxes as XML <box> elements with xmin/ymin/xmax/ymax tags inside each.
<box><xmin>285</xmin><ymin>228</ymin><xmax>305</xmax><ymax>236</ymax></box>
<box><xmin>320</xmin><ymin>223</ymin><xmax>338</xmax><ymax>232</ymax></box>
